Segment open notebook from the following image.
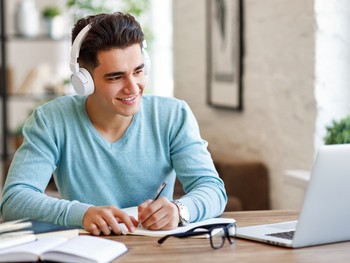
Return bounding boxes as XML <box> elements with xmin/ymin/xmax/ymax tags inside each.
<box><xmin>105</xmin><ymin>206</ymin><xmax>236</xmax><ymax>238</ymax></box>
<box><xmin>77</xmin><ymin>206</ymin><xmax>235</xmax><ymax>238</ymax></box>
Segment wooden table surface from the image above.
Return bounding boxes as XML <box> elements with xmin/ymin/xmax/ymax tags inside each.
<box><xmin>106</xmin><ymin>210</ymin><xmax>350</xmax><ymax>263</ymax></box>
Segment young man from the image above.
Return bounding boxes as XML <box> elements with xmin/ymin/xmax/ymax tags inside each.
<box><xmin>0</xmin><ymin>12</ymin><xmax>227</xmax><ymax>236</ymax></box>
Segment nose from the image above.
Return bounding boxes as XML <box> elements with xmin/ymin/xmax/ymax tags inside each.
<box><xmin>124</xmin><ymin>76</ymin><xmax>139</xmax><ymax>94</ymax></box>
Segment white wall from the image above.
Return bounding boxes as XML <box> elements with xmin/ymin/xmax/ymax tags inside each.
<box><xmin>173</xmin><ymin>0</ymin><xmax>316</xmax><ymax>209</ymax></box>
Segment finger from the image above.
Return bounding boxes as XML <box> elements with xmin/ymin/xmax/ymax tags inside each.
<box><xmin>138</xmin><ymin>199</ymin><xmax>163</xmax><ymax>223</ymax></box>
<box><xmin>146</xmin><ymin>206</ymin><xmax>179</xmax><ymax>230</ymax></box>
<box><xmin>141</xmin><ymin>203</ymin><xmax>166</xmax><ymax>228</ymax></box>
<box><xmin>110</xmin><ymin>224</ymin><xmax>123</xmax><ymax>235</ymax></box>
<box><xmin>89</xmin><ymin>223</ymin><xmax>101</xmax><ymax>236</ymax></box>
<box><xmin>93</xmin><ymin>216</ymin><xmax>111</xmax><ymax>235</ymax></box>
<box><xmin>138</xmin><ymin>199</ymin><xmax>153</xmax><ymax>210</ymax></box>
<box><xmin>95</xmin><ymin>218</ymin><xmax>111</xmax><ymax>236</ymax></box>
<box><xmin>130</xmin><ymin>216</ymin><xmax>139</xmax><ymax>227</ymax></box>
<box><xmin>138</xmin><ymin>199</ymin><xmax>152</xmax><ymax>222</ymax></box>
<box><xmin>147</xmin><ymin>213</ymin><xmax>169</xmax><ymax>230</ymax></box>
<box><xmin>111</xmin><ymin>209</ymin><xmax>136</xmax><ymax>233</ymax></box>
<box><xmin>143</xmin><ymin>198</ymin><xmax>179</xmax><ymax>230</ymax></box>
<box><xmin>106</xmin><ymin>217</ymin><xmax>123</xmax><ymax>235</ymax></box>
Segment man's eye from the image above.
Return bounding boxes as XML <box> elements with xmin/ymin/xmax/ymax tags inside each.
<box><xmin>106</xmin><ymin>76</ymin><xmax>122</xmax><ymax>81</ymax></box>
<box><xmin>134</xmin><ymin>69</ymin><xmax>143</xmax><ymax>75</ymax></box>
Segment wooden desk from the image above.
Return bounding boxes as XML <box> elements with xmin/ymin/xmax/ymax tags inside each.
<box><xmin>107</xmin><ymin>210</ymin><xmax>350</xmax><ymax>263</ymax></box>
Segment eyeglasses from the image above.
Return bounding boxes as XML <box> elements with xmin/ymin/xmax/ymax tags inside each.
<box><xmin>157</xmin><ymin>223</ymin><xmax>236</xmax><ymax>249</ymax></box>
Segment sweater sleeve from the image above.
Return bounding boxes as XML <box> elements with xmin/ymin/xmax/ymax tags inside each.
<box><xmin>0</xmin><ymin>108</ymin><xmax>91</xmax><ymax>227</ymax></box>
<box><xmin>170</xmin><ymin>101</ymin><xmax>227</xmax><ymax>222</ymax></box>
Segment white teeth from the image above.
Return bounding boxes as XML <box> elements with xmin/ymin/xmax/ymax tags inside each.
<box><xmin>117</xmin><ymin>93</ymin><xmax>139</xmax><ymax>101</ymax></box>
<box><xmin>119</xmin><ymin>97</ymin><xmax>134</xmax><ymax>101</ymax></box>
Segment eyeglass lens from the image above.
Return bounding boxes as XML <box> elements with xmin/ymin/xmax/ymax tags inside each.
<box><xmin>210</xmin><ymin>228</ymin><xmax>226</xmax><ymax>248</ymax></box>
<box><xmin>208</xmin><ymin>224</ymin><xmax>235</xmax><ymax>249</ymax></box>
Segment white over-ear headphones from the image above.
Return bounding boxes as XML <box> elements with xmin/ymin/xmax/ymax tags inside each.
<box><xmin>70</xmin><ymin>23</ymin><xmax>151</xmax><ymax>96</ymax></box>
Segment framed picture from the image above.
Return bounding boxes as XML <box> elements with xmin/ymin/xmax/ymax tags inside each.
<box><xmin>207</xmin><ymin>0</ymin><xmax>243</xmax><ymax>110</ymax></box>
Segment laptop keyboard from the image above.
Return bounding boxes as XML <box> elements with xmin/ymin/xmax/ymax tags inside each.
<box><xmin>266</xmin><ymin>230</ymin><xmax>295</xmax><ymax>240</ymax></box>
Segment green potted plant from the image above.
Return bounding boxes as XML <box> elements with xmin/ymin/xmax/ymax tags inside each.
<box><xmin>66</xmin><ymin>0</ymin><xmax>111</xmax><ymax>22</ymax></box>
<box><xmin>42</xmin><ymin>6</ymin><xmax>65</xmax><ymax>39</ymax></box>
<box><xmin>67</xmin><ymin>0</ymin><xmax>152</xmax><ymax>40</ymax></box>
<box><xmin>66</xmin><ymin>0</ymin><xmax>153</xmax><ymax>47</ymax></box>
<box><xmin>324</xmin><ymin>115</ymin><xmax>350</xmax><ymax>144</ymax></box>
<box><xmin>42</xmin><ymin>6</ymin><xmax>61</xmax><ymax>18</ymax></box>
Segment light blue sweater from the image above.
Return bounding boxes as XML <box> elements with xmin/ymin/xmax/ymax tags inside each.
<box><xmin>0</xmin><ymin>95</ymin><xmax>227</xmax><ymax>227</ymax></box>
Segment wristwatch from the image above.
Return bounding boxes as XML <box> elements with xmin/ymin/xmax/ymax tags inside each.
<box><xmin>172</xmin><ymin>200</ymin><xmax>190</xmax><ymax>226</ymax></box>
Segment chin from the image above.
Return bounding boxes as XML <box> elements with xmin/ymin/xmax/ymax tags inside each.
<box><xmin>123</xmin><ymin>98</ymin><xmax>142</xmax><ymax>117</ymax></box>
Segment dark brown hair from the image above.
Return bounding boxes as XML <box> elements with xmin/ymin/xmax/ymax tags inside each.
<box><xmin>71</xmin><ymin>12</ymin><xmax>144</xmax><ymax>71</ymax></box>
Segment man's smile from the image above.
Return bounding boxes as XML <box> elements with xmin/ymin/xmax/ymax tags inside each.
<box><xmin>116</xmin><ymin>93</ymin><xmax>140</xmax><ymax>105</ymax></box>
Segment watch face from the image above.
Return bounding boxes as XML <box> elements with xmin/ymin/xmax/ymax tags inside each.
<box><xmin>181</xmin><ymin>206</ymin><xmax>190</xmax><ymax>222</ymax></box>
<box><xmin>179</xmin><ymin>204</ymin><xmax>190</xmax><ymax>225</ymax></box>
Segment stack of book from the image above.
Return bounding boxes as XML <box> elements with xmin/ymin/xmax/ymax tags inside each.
<box><xmin>0</xmin><ymin>219</ymin><xmax>35</xmax><ymax>250</ymax></box>
<box><xmin>0</xmin><ymin>219</ymin><xmax>80</xmax><ymax>250</ymax></box>
<box><xmin>0</xmin><ymin>219</ymin><xmax>128</xmax><ymax>262</ymax></box>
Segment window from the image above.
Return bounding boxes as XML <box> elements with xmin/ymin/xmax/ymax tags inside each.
<box><xmin>314</xmin><ymin>0</ymin><xmax>350</xmax><ymax>149</ymax></box>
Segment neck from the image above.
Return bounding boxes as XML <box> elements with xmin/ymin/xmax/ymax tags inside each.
<box><xmin>85</xmin><ymin>98</ymin><xmax>133</xmax><ymax>143</ymax></box>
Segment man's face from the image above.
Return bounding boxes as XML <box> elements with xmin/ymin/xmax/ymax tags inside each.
<box><xmin>91</xmin><ymin>44</ymin><xmax>146</xmax><ymax>117</ymax></box>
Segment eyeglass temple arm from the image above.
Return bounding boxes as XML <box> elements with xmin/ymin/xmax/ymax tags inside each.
<box><xmin>157</xmin><ymin>230</ymin><xmax>209</xmax><ymax>245</ymax></box>
<box><xmin>158</xmin><ymin>223</ymin><xmax>236</xmax><ymax>245</ymax></box>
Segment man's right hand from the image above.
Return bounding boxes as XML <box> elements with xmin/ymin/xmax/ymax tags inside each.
<box><xmin>82</xmin><ymin>206</ymin><xmax>138</xmax><ymax>236</ymax></box>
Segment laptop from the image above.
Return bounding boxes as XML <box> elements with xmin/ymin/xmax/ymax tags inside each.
<box><xmin>236</xmin><ymin>144</ymin><xmax>350</xmax><ymax>248</ymax></box>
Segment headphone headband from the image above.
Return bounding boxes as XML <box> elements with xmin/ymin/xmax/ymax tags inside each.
<box><xmin>70</xmin><ymin>24</ymin><xmax>92</xmax><ymax>73</ymax></box>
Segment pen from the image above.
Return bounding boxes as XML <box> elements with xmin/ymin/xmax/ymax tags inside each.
<box><xmin>138</xmin><ymin>180</ymin><xmax>167</xmax><ymax>227</ymax></box>
<box><xmin>152</xmin><ymin>180</ymin><xmax>167</xmax><ymax>202</ymax></box>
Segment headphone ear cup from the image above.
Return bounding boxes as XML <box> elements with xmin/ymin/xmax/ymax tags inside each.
<box><xmin>71</xmin><ymin>68</ymin><xmax>94</xmax><ymax>96</ymax></box>
<box><xmin>142</xmin><ymin>48</ymin><xmax>151</xmax><ymax>75</ymax></box>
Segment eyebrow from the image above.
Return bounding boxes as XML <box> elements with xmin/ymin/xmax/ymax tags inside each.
<box><xmin>103</xmin><ymin>63</ymin><xmax>145</xmax><ymax>78</ymax></box>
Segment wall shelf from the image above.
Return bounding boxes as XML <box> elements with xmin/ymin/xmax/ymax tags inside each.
<box><xmin>0</xmin><ymin>0</ymin><xmax>70</xmax><ymax>182</ymax></box>
<box><xmin>0</xmin><ymin>0</ymin><xmax>9</xmax><ymax>177</ymax></box>
<box><xmin>3</xmin><ymin>34</ymin><xmax>70</xmax><ymax>42</ymax></box>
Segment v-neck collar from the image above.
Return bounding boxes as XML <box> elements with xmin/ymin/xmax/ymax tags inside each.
<box><xmin>79</xmin><ymin>97</ymin><xmax>141</xmax><ymax>149</ymax></box>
